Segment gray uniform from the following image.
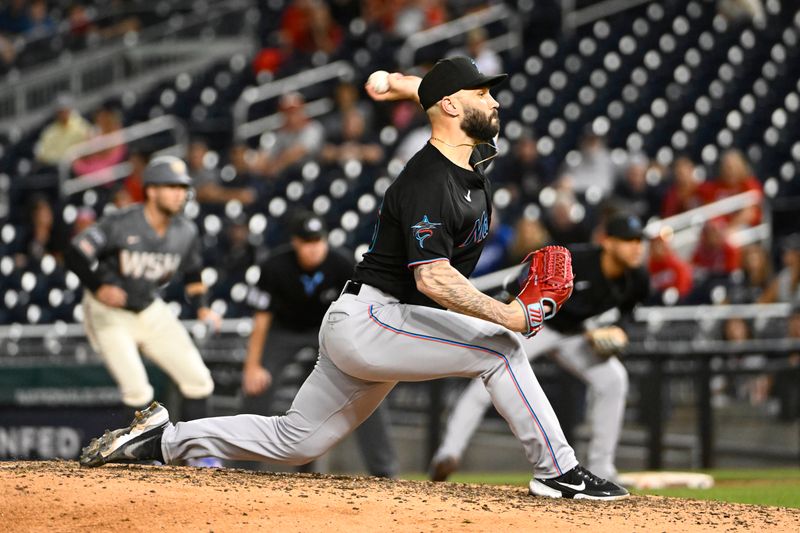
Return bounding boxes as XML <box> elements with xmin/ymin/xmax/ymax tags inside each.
<box><xmin>68</xmin><ymin>205</ymin><xmax>213</xmax><ymax>407</ymax></box>
<box><xmin>157</xmin><ymin>142</ymin><xmax>578</xmax><ymax>478</ymax></box>
<box><xmin>72</xmin><ymin>205</ymin><xmax>202</xmax><ymax>311</ymax></box>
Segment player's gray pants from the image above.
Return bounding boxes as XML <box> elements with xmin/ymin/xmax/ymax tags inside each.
<box><xmin>161</xmin><ymin>284</ymin><xmax>578</xmax><ymax>478</ymax></box>
<box><xmin>433</xmin><ymin>327</ymin><xmax>628</xmax><ymax>480</ymax></box>
<box><xmin>240</xmin><ymin>325</ymin><xmax>398</xmax><ymax>478</ymax></box>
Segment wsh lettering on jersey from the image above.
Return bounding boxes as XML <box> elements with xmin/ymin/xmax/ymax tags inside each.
<box><xmin>120</xmin><ymin>250</ymin><xmax>181</xmax><ymax>283</ymax></box>
<box><xmin>459</xmin><ymin>211</ymin><xmax>489</xmax><ymax>247</ymax></box>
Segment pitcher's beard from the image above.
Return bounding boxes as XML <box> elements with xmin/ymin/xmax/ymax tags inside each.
<box><xmin>461</xmin><ymin>106</ymin><xmax>499</xmax><ymax>142</ymax></box>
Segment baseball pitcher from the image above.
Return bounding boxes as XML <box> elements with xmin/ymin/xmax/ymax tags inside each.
<box><xmin>78</xmin><ymin>58</ymin><xmax>628</xmax><ymax>500</ymax></box>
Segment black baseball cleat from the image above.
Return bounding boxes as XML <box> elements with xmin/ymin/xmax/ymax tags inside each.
<box><xmin>79</xmin><ymin>401</ymin><xmax>169</xmax><ymax>468</ymax></box>
<box><xmin>529</xmin><ymin>465</ymin><xmax>629</xmax><ymax>500</ymax></box>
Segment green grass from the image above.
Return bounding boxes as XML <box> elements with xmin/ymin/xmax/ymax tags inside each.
<box><xmin>403</xmin><ymin>469</ymin><xmax>800</xmax><ymax>508</ymax></box>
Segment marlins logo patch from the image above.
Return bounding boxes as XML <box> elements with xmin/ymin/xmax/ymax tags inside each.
<box><xmin>411</xmin><ymin>215</ymin><xmax>442</xmax><ymax>249</ymax></box>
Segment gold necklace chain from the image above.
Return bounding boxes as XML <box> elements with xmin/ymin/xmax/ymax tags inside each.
<box><xmin>430</xmin><ymin>136</ymin><xmax>477</xmax><ymax>148</ymax></box>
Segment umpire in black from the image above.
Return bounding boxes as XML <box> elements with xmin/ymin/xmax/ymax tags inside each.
<box><xmin>240</xmin><ymin>210</ymin><xmax>399</xmax><ymax>477</ymax></box>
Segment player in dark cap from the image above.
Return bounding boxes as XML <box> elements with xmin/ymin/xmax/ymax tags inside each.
<box><xmin>79</xmin><ymin>57</ymin><xmax>628</xmax><ymax>501</ymax></box>
<box><xmin>65</xmin><ymin>155</ymin><xmax>222</xmax><ymax>466</ymax></box>
<box><xmin>240</xmin><ymin>209</ymin><xmax>398</xmax><ymax>477</ymax></box>
<box><xmin>431</xmin><ymin>212</ymin><xmax>650</xmax><ymax>483</ymax></box>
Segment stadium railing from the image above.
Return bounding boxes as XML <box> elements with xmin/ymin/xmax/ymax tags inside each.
<box><xmin>233</xmin><ymin>61</ymin><xmax>355</xmax><ymax>142</ymax></box>
<box><xmin>59</xmin><ymin>115</ymin><xmax>189</xmax><ymax>197</ymax></box>
<box><xmin>396</xmin><ymin>3</ymin><xmax>522</xmax><ymax>69</ymax></box>
<box><xmin>0</xmin><ymin>0</ymin><xmax>256</xmax><ymax>134</ymax></box>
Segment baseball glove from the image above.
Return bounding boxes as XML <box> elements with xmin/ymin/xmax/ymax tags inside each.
<box><xmin>516</xmin><ymin>245</ymin><xmax>574</xmax><ymax>338</ymax></box>
<box><xmin>586</xmin><ymin>326</ymin><xmax>628</xmax><ymax>358</ymax></box>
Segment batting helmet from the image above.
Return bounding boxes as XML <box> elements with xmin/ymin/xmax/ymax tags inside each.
<box><xmin>142</xmin><ymin>156</ymin><xmax>193</xmax><ymax>187</ymax></box>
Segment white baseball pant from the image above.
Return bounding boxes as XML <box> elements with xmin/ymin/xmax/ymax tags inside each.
<box><xmin>433</xmin><ymin>326</ymin><xmax>628</xmax><ymax>480</ymax></box>
<box><xmin>82</xmin><ymin>291</ymin><xmax>214</xmax><ymax>407</ymax></box>
<box><xmin>160</xmin><ymin>284</ymin><xmax>578</xmax><ymax>478</ymax></box>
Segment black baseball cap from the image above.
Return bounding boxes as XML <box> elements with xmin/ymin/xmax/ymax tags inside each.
<box><xmin>290</xmin><ymin>211</ymin><xmax>327</xmax><ymax>240</ymax></box>
<box><xmin>417</xmin><ymin>56</ymin><xmax>507</xmax><ymax>110</ymax></box>
<box><xmin>606</xmin><ymin>213</ymin><xmax>644</xmax><ymax>240</ymax></box>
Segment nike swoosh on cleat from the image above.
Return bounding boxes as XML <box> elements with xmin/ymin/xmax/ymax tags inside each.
<box><xmin>555</xmin><ymin>480</ymin><xmax>586</xmax><ymax>491</ymax></box>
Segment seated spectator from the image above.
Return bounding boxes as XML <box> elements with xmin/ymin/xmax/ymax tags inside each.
<box><xmin>121</xmin><ymin>151</ymin><xmax>148</xmax><ymax>204</ymax></box>
<box><xmin>190</xmin><ymin>140</ymin><xmax>257</xmax><ymax>206</ymax></box>
<box><xmin>506</xmin><ymin>216</ymin><xmax>551</xmax><ymax>265</ymax></box>
<box><xmin>25</xmin><ymin>0</ymin><xmax>55</xmax><ymax>40</ymax></box>
<box><xmin>489</xmin><ymin>128</ymin><xmax>554</xmax><ymax>198</ymax></box>
<box><xmin>543</xmin><ymin>190</ymin><xmax>592</xmax><ymax>245</ymax></box>
<box><xmin>320</xmin><ymin>108</ymin><xmax>384</xmax><ymax>166</ymax></box>
<box><xmin>0</xmin><ymin>0</ymin><xmax>31</xmax><ymax>35</ymax></box>
<box><xmin>727</xmin><ymin>243</ymin><xmax>772</xmax><ymax>303</ymax></box>
<box><xmin>691</xmin><ymin>218</ymin><xmax>741</xmax><ymax>282</ymax></box>
<box><xmin>611</xmin><ymin>154</ymin><xmax>662</xmax><ymax>221</ymax></box>
<box><xmin>280</xmin><ymin>0</ymin><xmax>343</xmax><ymax>57</ymax></box>
<box><xmin>258</xmin><ymin>92</ymin><xmax>325</xmax><ymax>179</ymax></box>
<box><xmin>648</xmin><ymin>234</ymin><xmax>693</xmax><ymax>304</ymax></box>
<box><xmin>661</xmin><ymin>156</ymin><xmax>706</xmax><ymax>218</ymax></box>
<box><xmin>759</xmin><ymin>233</ymin><xmax>800</xmax><ymax>304</ymax></box>
<box><xmin>448</xmin><ymin>27</ymin><xmax>503</xmax><ymax>76</ymax></box>
<box><xmin>702</xmin><ymin>149</ymin><xmax>763</xmax><ymax>228</ymax></box>
<box><xmin>559</xmin><ymin>131</ymin><xmax>617</xmax><ymax>197</ymax></box>
<box><xmin>322</xmin><ymin>82</ymin><xmax>374</xmax><ymax>140</ymax></box>
<box><xmin>14</xmin><ymin>194</ymin><xmax>66</xmax><ymax>267</ymax></box>
<box><xmin>72</xmin><ymin>106</ymin><xmax>127</xmax><ymax>178</ymax></box>
<box><xmin>34</xmin><ymin>95</ymin><xmax>92</xmax><ymax>167</ymax></box>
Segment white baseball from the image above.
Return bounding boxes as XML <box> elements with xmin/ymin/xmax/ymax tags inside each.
<box><xmin>368</xmin><ymin>70</ymin><xmax>390</xmax><ymax>94</ymax></box>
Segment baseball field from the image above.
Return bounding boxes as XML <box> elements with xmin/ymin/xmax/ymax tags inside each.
<box><xmin>2</xmin><ymin>461</ymin><xmax>798</xmax><ymax>532</ymax></box>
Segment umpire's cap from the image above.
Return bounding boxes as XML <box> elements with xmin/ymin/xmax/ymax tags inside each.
<box><xmin>142</xmin><ymin>156</ymin><xmax>193</xmax><ymax>187</ymax></box>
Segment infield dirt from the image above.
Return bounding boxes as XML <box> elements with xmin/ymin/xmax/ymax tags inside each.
<box><xmin>1</xmin><ymin>461</ymin><xmax>798</xmax><ymax>532</ymax></box>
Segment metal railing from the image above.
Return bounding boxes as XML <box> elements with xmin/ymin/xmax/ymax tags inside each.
<box><xmin>59</xmin><ymin>115</ymin><xmax>188</xmax><ymax>196</ymax></box>
<box><xmin>564</xmin><ymin>0</ymin><xmax>654</xmax><ymax>30</ymax></box>
<box><xmin>233</xmin><ymin>61</ymin><xmax>354</xmax><ymax>140</ymax></box>
<box><xmin>396</xmin><ymin>4</ymin><xmax>522</xmax><ymax>69</ymax></box>
<box><xmin>0</xmin><ymin>0</ymin><xmax>256</xmax><ymax>133</ymax></box>
<box><xmin>644</xmin><ymin>190</ymin><xmax>768</xmax><ymax>257</ymax></box>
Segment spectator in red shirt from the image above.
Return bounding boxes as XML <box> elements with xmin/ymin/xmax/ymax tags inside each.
<box><xmin>661</xmin><ymin>156</ymin><xmax>706</xmax><ymax>218</ymax></box>
<box><xmin>648</xmin><ymin>235</ymin><xmax>693</xmax><ymax>303</ymax></box>
<box><xmin>280</xmin><ymin>0</ymin><xmax>343</xmax><ymax>56</ymax></box>
<box><xmin>692</xmin><ymin>218</ymin><xmax>741</xmax><ymax>280</ymax></box>
<box><xmin>702</xmin><ymin>149</ymin><xmax>763</xmax><ymax>227</ymax></box>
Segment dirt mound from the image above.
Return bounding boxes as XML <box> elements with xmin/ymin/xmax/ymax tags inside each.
<box><xmin>2</xmin><ymin>461</ymin><xmax>798</xmax><ymax>532</ymax></box>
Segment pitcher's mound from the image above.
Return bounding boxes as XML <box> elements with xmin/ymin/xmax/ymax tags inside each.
<box><xmin>1</xmin><ymin>461</ymin><xmax>798</xmax><ymax>532</ymax></box>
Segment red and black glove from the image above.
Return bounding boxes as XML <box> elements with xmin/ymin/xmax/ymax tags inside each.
<box><xmin>515</xmin><ymin>245</ymin><xmax>574</xmax><ymax>338</ymax></box>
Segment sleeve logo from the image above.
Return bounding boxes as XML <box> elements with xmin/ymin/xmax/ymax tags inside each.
<box><xmin>410</xmin><ymin>215</ymin><xmax>442</xmax><ymax>249</ymax></box>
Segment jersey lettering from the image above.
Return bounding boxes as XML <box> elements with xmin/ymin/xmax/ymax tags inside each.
<box><xmin>119</xmin><ymin>249</ymin><xmax>181</xmax><ymax>282</ymax></box>
<box><xmin>459</xmin><ymin>211</ymin><xmax>489</xmax><ymax>247</ymax></box>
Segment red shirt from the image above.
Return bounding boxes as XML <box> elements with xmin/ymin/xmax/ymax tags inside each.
<box><xmin>649</xmin><ymin>254</ymin><xmax>693</xmax><ymax>296</ymax></box>
<box><xmin>692</xmin><ymin>240</ymin><xmax>741</xmax><ymax>275</ymax></box>
<box><xmin>701</xmin><ymin>176</ymin><xmax>763</xmax><ymax>225</ymax></box>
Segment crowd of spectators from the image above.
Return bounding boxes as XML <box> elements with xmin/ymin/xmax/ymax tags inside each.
<box><xmin>2</xmin><ymin>0</ymin><xmax>799</xmax><ymax>333</ymax></box>
<box><xmin>0</xmin><ymin>0</ymin><xmax>142</xmax><ymax>74</ymax></box>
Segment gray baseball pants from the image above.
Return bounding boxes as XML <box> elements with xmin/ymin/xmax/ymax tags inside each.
<box><xmin>433</xmin><ymin>326</ymin><xmax>628</xmax><ymax>479</ymax></box>
<box><xmin>161</xmin><ymin>284</ymin><xmax>578</xmax><ymax>478</ymax></box>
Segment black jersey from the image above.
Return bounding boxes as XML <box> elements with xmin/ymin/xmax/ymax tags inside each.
<box><xmin>69</xmin><ymin>205</ymin><xmax>202</xmax><ymax>312</ymax></box>
<box><xmin>354</xmin><ymin>142</ymin><xmax>494</xmax><ymax>308</ymax></box>
<box><xmin>547</xmin><ymin>244</ymin><xmax>650</xmax><ymax>335</ymax></box>
<box><xmin>246</xmin><ymin>245</ymin><xmax>354</xmax><ymax>331</ymax></box>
